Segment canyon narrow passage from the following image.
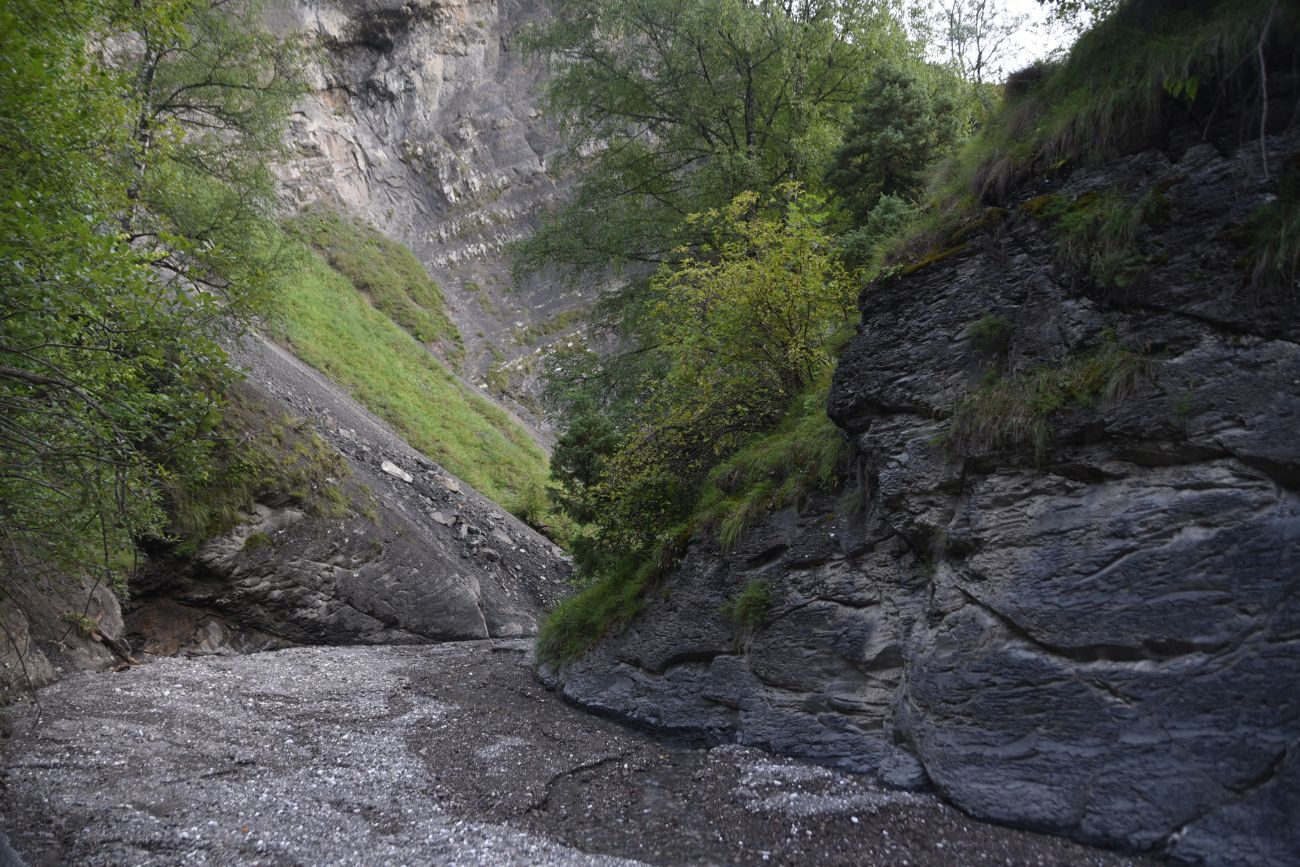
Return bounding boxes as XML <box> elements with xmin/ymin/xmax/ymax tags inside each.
<box><xmin>2</xmin><ymin>643</ymin><xmax>1149</xmax><ymax>866</ymax></box>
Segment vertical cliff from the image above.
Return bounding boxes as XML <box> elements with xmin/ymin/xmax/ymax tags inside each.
<box><xmin>269</xmin><ymin>0</ymin><xmax>580</xmax><ymax>413</ymax></box>
<box><xmin>553</xmin><ymin>68</ymin><xmax>1300</xmax><ymax>867</ymax></box>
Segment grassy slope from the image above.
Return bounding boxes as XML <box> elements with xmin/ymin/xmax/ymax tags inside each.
<box><xmin>274</xmin><ymin>230</ymin><xmax>549</xmax><ymax>510</ymax></box>
<box><xmin>286</xmin><ymin>209</ymin><xmax>463</xmax><ymax>362</ymax></box>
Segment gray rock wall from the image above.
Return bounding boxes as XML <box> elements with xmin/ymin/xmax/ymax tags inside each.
<box><xmin>269</xmin><ymin>0</ymin><xmax>588</xmax><ymax>404</ymax></box>
<box><xmin>1</xmin><ymin>577</ymin><xmax>131</xmax><ymax>703</ymax></box>
<box><xmin>556</xmin><ymin>122</ymin><xmax>1300</xmax><ymax>864</ymax></box>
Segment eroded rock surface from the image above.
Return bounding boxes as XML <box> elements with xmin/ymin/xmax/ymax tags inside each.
<box><xmin>128</xmin><ymin>334</ymin><xmax>569</xmax><ymax>648</ymax></box>
<box><xmin>0</xmin><ymin>577</ymin><xmax>131</xmax><ymax>702</ymax></box>
<box><xmin>557</xmin><ymin>122</ymin><xmax>1300</xmax><ymax>863</ymax></box>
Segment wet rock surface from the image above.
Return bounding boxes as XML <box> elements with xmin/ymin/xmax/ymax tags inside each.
<box><xmin>1</xmin><ymin>642</ymin><xmax>1150</xmax><ymax>866</ymax></box>
<box><xmin>558</xmin><ymin>122</ymin><xmax>1300</xmax><ymax>863</ymax></box>
<box><xmin>127</xmin><ymin>334</ymin><xmax>570</xmax><ymax>649</ymax></box>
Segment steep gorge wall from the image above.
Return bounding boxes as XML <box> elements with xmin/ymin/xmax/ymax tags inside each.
<box><xmin>554</xmin><ymin>116</ymin><xmax>1300</xmax><ymax>862</ymax></box>
<box><xmin>269</xmin><ymin>0</ymin><xmax>583</xmax><ymax>400</ymax></box>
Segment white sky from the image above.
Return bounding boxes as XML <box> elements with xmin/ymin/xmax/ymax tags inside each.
<box><xmin>1000</xmin><ymin>0</ymin><xmax>1081</xmax><ymax>72</ymax></box>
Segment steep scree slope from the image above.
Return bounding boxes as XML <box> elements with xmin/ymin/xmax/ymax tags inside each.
<box><xmin>554</xmin><ymin>117</ymin><xmax>1300</xmax><ymax>862</ymax></box>
<box><xmin>127</xmin><ymin>334</ymin><xmax>570</xmax><ymax>653</ymax></box>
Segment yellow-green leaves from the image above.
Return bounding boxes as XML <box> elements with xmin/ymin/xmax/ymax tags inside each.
<box><xmin>653</xmin><ymin>186</ymin><xmax>858</xmax><ymax>407</ymax></box>
<box><xmin>575</xmin><ymin>186</ymin><xmax>857</xmax><ymax>551</ymax></box>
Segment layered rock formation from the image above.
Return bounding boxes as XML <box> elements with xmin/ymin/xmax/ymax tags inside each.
<box><xmin>555</xmin><ymin>116</ymin><xmax>1300</xmax><ymax>862</ymax></box>
<box><xmin>270</xmin><ymin>0</ymin><xmax>586</xmax><ymax>394</ymax></box>
<box><xmin>127</xmin><ymin>334</ymin><xmax>570</xmax><ymax>652</ymax></box>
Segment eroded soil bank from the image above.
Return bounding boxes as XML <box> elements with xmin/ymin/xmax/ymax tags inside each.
<box><xmin>0</xmin><ymin>642</ymin><xmax>1153</xmax><ymax>866</ymax></box>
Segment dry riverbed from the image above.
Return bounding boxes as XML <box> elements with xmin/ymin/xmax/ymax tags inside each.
<box><xmin>0</xmin><ymin>642</ymin><xmax>1153</xmax><ymax>866</ymax></box>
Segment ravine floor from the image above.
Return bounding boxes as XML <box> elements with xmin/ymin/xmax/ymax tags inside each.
<box><xmin>0</xmin><ymin>642</ymin><xmax>1155</xmax><ymax>866</ymax></box>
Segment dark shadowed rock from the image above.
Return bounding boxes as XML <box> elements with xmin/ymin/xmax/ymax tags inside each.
<box><xmin>557</xmin><ymin>117</ymin><xmax>1300</xmax><ymax>864</ymax></box>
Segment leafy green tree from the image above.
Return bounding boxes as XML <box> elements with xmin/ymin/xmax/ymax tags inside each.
<box><xmin>513</xmin><ymin>0</ymin><xmax>912</xmax><ymax>278</ymax></box>
<box><xmin>0</xmin><ymin>0</ymin><xmax>303</xmax><ymax>598</ymax></box>
<box><xmin>569</xmin><ymin>187</ymin><xmax>857</xmax><ymax>549</ymax></box>
<box><xmin>827</xmin><ymin>61</ymin><xmax>965</xmax><ymax>223</ymax></box>
<box><xmin>120</xmin><ymin>0</ymin><xmax>305</xmax><ymax>316</ymax></box>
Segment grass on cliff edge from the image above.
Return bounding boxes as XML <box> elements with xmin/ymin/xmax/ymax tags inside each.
<box><xmin>274</xmin><ymin>236</ymin><xmax>550</xmax><ymax>512</ymax></box>
<box><xmin>537</xmin><ymin>370</ymin><xmax>848</xmax><ymax>667</ymax></box>
<box><xmin>889</xmin><ymin>0</ymin><xmax>1295</xmax><ymax>261</ymax></box>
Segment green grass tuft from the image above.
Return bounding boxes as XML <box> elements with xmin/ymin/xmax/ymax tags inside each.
<box><xmin>535</xmin><ymin>560</ymin><xmax>651</xmax><ymax>666</ymax></box>
<box><xmin>720</xmin><ymin>578</ymin><xmax>773</xmax><ymax>643</ymax></box>
<box><xmin>1243</xmin><ymin>159</ymin><xmax>1300</xmax><ymax>287</ymax></box>
<box><xmin>967</xmin><ymin>313</ymin><xmax>1013</xmax><ymax>357</ymax></box>
<box><xmin>512</xmin><ymin>308</ymin><xmax>586</xmax><ymax>346</ymax></box>
<box><xmin>1038</xmin><ymin>186</ymin><xmax>1171</xmax><ymax>288</ymax></box>
<box><xmin>243</xmin><ymin>532</ymin><xmax>273</xmax><ymax>550</ymax></box>
<box><xmin>535</xmin><ymin>525</ymin><xmax>690</xmax><ymax>666</ymax></box>
<box><xmin>946</xmin><ymin>334</ymin><xmax>1151</xmax><ymax>462</ymax></box>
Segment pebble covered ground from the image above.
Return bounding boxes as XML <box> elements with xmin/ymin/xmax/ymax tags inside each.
<box><xmin>0</xmin><ymin>642</ymin><xmax>1155</xmax><ymax>866</ymax></box>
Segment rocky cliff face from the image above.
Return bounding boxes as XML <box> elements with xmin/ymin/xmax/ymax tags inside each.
<box><xmin>269</xmin><ymin>0</ymin><xmax>585</xmax><ymax>403</ymax></box>
<box><xmin>554</xmin><ymin>118</ymin><xmax>1300</xmax><ymax>863</ymax></box>
<box><xmin>4</xmin><ymin>0</ymin><xmax>572</xmax><ymax>695</ymax></box>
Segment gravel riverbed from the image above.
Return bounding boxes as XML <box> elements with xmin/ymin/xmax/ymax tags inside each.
<box><xmin>0</xmin><ymin>642</ymin><xmax>1153</xmax><ymax>866</ymax></box>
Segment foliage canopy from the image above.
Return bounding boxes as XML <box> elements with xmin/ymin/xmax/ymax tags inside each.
<box><xmin>513</xmin><ymin>0</ymin><xmax>912</xmax><ymax>278</ymax></box>
<box><xmin>0</xmin><ymin>0</ymin><xmax>304</xmax><ymax>594</ymax></box>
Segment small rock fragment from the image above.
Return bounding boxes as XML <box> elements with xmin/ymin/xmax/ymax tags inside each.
<box><xmin>381</xmin><ymin>461</ymin><xmax>414</xmax><ymax>483</ymax></box>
